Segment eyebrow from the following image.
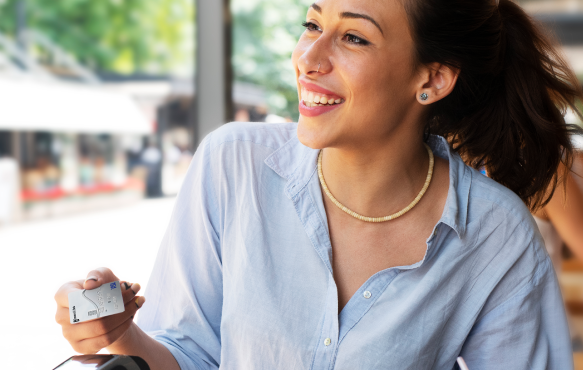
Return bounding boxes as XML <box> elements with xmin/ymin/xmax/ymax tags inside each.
<box><xmin>309</xmin><ymin>3</ymin><xmax>384</xmax><ymax>36</ymax></box>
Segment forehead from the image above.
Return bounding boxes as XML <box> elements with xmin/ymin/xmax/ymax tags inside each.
<box><xmin>309</xmin><ymin>0</ymin><xmax>408</xmax><ymax>31</ymax></box>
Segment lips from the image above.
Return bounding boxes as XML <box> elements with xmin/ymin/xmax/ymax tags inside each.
<box><xmin>298</xmin><ymin>99</ymin><xmax>343</xmax><ymax>117</ymax></box>
<box><xmin>298</xmin><ymin>80</ymin><xmax>345</xmax><ymax>117</ymax></box>
<box><xmin>299</xmin><ymin>80</ymin><xmax>341</xmax><ymax>96</ymax></box>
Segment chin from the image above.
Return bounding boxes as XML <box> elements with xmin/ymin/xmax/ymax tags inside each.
<box><xmin>296</xmin><ymin>117</ymin><xmax>329</xmax><ymax>150</ymax></box>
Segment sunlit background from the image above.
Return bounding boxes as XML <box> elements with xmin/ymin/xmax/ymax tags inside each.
<box><xmin>0</xmin><ymin>0</ymin><xmax>582</xmax><ymax>368</ymax></box>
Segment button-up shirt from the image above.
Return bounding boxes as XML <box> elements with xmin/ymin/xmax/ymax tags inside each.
<box><xmin>138</xmin><ymin>122</ymin><xmax>572</xmax><ymax>370</ymax></box>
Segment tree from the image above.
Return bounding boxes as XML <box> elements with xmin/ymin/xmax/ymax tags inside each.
<box><xmin>231</xmin><ymin>0</ymin><xmax>312</xmax><ymax>120</ymax></box>
<box><xmin>0</xmin><ymin>0</ymin><xmax>193</xmax><ymax>74</ymax></box>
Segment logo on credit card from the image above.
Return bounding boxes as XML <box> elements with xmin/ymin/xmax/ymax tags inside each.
<box><xmin>110</xmin><ymin>282</ymin><xmax>117</xmax><ymax>290</ymax></box>
<box><xmin>72</xmin><ymin>306</ymin><xmax>79</xmax><ymax>323</ymax></box>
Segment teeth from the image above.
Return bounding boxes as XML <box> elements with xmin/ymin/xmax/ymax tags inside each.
<box><xmin>301</xmin><ymin>87</ymin><xmax>344</xmax><ymax>107</ymax></box>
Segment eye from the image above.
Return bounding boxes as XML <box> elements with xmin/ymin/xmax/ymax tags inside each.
<box><xmin>343</xmin><ymin>33</ymin><xmax>370</xmax><ymax>46</ymax></box>
<box><xmin>301</xmin><ymin>21</ymin><xmax>370</xmax><ymax>46</ymax></box>
<box><xmin>302</xmin><ymin>21</ymin><xmax>322</xmax><ymax>32</ymax></box>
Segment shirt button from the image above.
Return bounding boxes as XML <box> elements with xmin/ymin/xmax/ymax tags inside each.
<box><xmin>363</xmin><ymin>291</ymin><xmax>372</xmax><ymax>299</ymax></box>
<box><xmin>324</xmin><ymin>338</ymin><xmax>331</xmax><ymax>346</ymax></box>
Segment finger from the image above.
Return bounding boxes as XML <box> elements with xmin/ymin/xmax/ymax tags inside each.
<box><xmin>75</xmin><ymin>316</ymin><xmax>135</xmax><ymax>354</ymax></box>
<box><xmin>120</xmin><ymin>280</ymin><xmax>131</xmax><ymax>291</ymax></box>
<box><xmin>62</xmin><ymin>296</ymin><xmax>145</xmax><ymax>343</ymax></box>
<box><xmin>83</xmin><ymin>267</ymin><xmax>119</xmax><ymax>290</ymax></box>
<box><xmin>56</xmin><ymin>306</ymin><xmax>71</xmax><ymax>325</ymax></box>
<box><xmin>79</xmin><ymin>296</ymin><xmax>144</xmax><ymax>339</ymax></box>
<box><xmin>121</xmin><ymin>282</ymin><xmax>141</xmax><ymax>304</ymax></box>
<box><xmin>54</xmin><ymin>279</ymin><xmax>85</xmax><ymax>307</ymax></box>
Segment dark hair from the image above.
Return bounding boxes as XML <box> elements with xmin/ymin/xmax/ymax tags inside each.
<box><xmin>404</xmin><ymin>0</ymin><xmax>583</xmax><ymax>211</ymax></box>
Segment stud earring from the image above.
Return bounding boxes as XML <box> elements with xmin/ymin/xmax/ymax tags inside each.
<box><xmin>420</xmin><ymin>93</ymin><xmax>428</xmax><ymax>101</ymax></box>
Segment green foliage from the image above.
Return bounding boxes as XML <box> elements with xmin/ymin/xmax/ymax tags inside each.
<box><xmin>232</xmin><ymin>0</ymin><xmax>311</xmax><ymax>120</ymax></box>
<box><xmin>0</xmin><ymin>0</ymin><xmax>193</xmax><ymax>73</ymax></box>
<box><xmin>0</xmin><ymin>0</ymin><xmax>313</xmax><ymax>117</ymax></box>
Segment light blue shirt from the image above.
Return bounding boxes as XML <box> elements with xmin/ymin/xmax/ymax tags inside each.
<box><xmin>138</xmin><ymin>122</ymin><xmax>572</xmax><ymax>370</ymax></box>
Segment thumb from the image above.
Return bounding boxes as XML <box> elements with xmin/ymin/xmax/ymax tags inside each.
<box><xmin>83</xmin><ymin>267</ymin><xmax>120</xmax><ymax>290</ymax></box>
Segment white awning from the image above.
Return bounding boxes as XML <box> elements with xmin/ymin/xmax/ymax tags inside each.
<box><xmin>0</xmin><ymin>77</ymin><xmax>151</xmax><ymax>134</ymax></box>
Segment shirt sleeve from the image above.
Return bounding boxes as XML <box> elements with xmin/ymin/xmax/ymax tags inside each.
<box><xmin>459</xmin><ymin>257</ymin><xmax>573</xmax><ymax>370</ymax></box>
<box><xmin>137</xmin><ymin>133</ymin><xmax>223</xmax><ymax>370</ymax></box>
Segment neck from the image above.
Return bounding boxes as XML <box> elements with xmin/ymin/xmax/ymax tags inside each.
<box><xmin>320</xmin><ymin>133</ymin><xmax>430</xmax><ymax>218</ymax></box>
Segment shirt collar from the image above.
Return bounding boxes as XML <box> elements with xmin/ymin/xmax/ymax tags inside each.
<box><xmin>264</xmin><ymin>132</ymin><xmax>471</xmax><ymax>238</ymax></box>
<box><xmin>426</xmin><ymin>135</ymin><xmax>471</xmax><ymax>239</ymax></box>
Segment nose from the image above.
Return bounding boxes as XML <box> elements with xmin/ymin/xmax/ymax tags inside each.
<box><xmin>297</xmin><ymin>34</ymin><xmax>332</xmax><ymax>76</ymax></box>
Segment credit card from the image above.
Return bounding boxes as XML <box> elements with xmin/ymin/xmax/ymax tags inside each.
<box><xmin>68</xmin><ymin>281</ymin><xmax>125</xmax><ymax>324</ymax></box>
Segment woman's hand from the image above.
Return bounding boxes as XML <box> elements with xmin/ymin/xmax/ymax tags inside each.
<box><xmin>54</xmin><ymin>267</ymin><xmax>146</xmax><ymax>354</ymax></box>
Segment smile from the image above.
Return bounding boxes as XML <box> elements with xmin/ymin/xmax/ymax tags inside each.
<box><xmin>298</xmin><ymin>81</ymin><xmax>345</xmax><ymax>117</ymax></box>
<box><xmin>300</xmin><ymin>87</ymin><xmax>344</xmax><ymax>107</ymax></box>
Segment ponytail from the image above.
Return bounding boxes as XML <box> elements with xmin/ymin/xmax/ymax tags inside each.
<box><xmin>404</xmin><ymin>0</ymin><xmax>583</xmax><ymax>210</ymax></box>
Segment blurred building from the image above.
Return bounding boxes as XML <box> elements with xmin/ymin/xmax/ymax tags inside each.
<box><xmin>0</xmin><ymin>29</ymin><xmax>270</xmax><ymax>225</ymax></box>
<box><xmin>102</xmin><ymin>75</ymin><xmax>269</xmax><ymax>196</ymax></box>
<box><xmin>0</xmin><ymin>30</ymin><xmax>154</xmax><ymax>224</ymax></box>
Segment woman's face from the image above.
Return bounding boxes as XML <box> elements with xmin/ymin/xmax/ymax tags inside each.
<box><xmin>292</xmin><ymin>0</ymin><xmax>422</xmax><ymax>149</ymax></box>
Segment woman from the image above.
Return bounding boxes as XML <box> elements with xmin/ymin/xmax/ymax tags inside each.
<box><xmin>54</xmin><ymin>0</ymin><xmax>583</xmax><ymax>368</ymax></box>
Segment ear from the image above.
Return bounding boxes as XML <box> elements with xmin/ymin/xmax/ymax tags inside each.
<box><xmin>416</xmin><ymin>63</ymin><xmax>459</xmax><ymax>105</ymax></box>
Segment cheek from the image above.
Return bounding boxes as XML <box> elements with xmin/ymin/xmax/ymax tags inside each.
<box><xmin>354</xmin><ymin>55</ymin><xmax>414</xmax><ymax>107</ymax></box>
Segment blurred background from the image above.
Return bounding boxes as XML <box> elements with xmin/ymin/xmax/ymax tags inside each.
<box><xmin>0</xmin><ymin>0</ymin><xmax>581</xmax><ymax>368</ymax></box>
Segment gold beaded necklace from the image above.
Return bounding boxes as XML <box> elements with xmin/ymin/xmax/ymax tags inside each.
<box><xmin>317</xmin><ymin>143</ymin><xmax>434</xmax><ymax>223</ymax></box>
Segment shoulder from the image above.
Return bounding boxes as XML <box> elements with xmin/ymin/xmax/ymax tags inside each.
<box><xmin>197</xmin><ymin>122</ymin><xmax>300</xmax><ymax>193</ymax></box>
<box><xmin>453</xmin><ymin>166</ymin><xmax>556</xmax><ymax>319</ymax></box>
<box><xmin>187</xmin><ymin>122</ymin><xmax>298</xmax><ymax>184</ymax></box>
<box><xmin>205</xmin><ymin>121</ymin><xmax>298</xmax><ymax>152</ymax></box>
<box><xmin>462</xmin><ymin>165</ymin><xmax>550</xmax><ymax>288</ymax></box>
<box><xmin>467</xmin><ymin>167</ymin><xmax>539</xmax><ymax>243</ymax></box>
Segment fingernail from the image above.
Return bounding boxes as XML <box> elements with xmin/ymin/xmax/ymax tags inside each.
<box><xmin>85</xmin><ymin>276</ymin><xmax>98</xmax><ymax>283</ymax></box>
<box><xmin>135</xmin><ymin>296</ymin><xmax>145</xmax><ymax>309</ymax></box>
<box><xmin>130</xmin><ymin>283</ymin><xmax>141</xmax><ymax>295</ymax></box>
<box><xmin>123</xmin><ymin>282</ymin><xmax>130</xmax><ymax>291</ymax></box>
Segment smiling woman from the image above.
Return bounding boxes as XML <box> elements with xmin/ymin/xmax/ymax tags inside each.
<box><xmin>54</xmin><ymin>0</ymin><xmax>582</xmax><ymax>369</ymax></box>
